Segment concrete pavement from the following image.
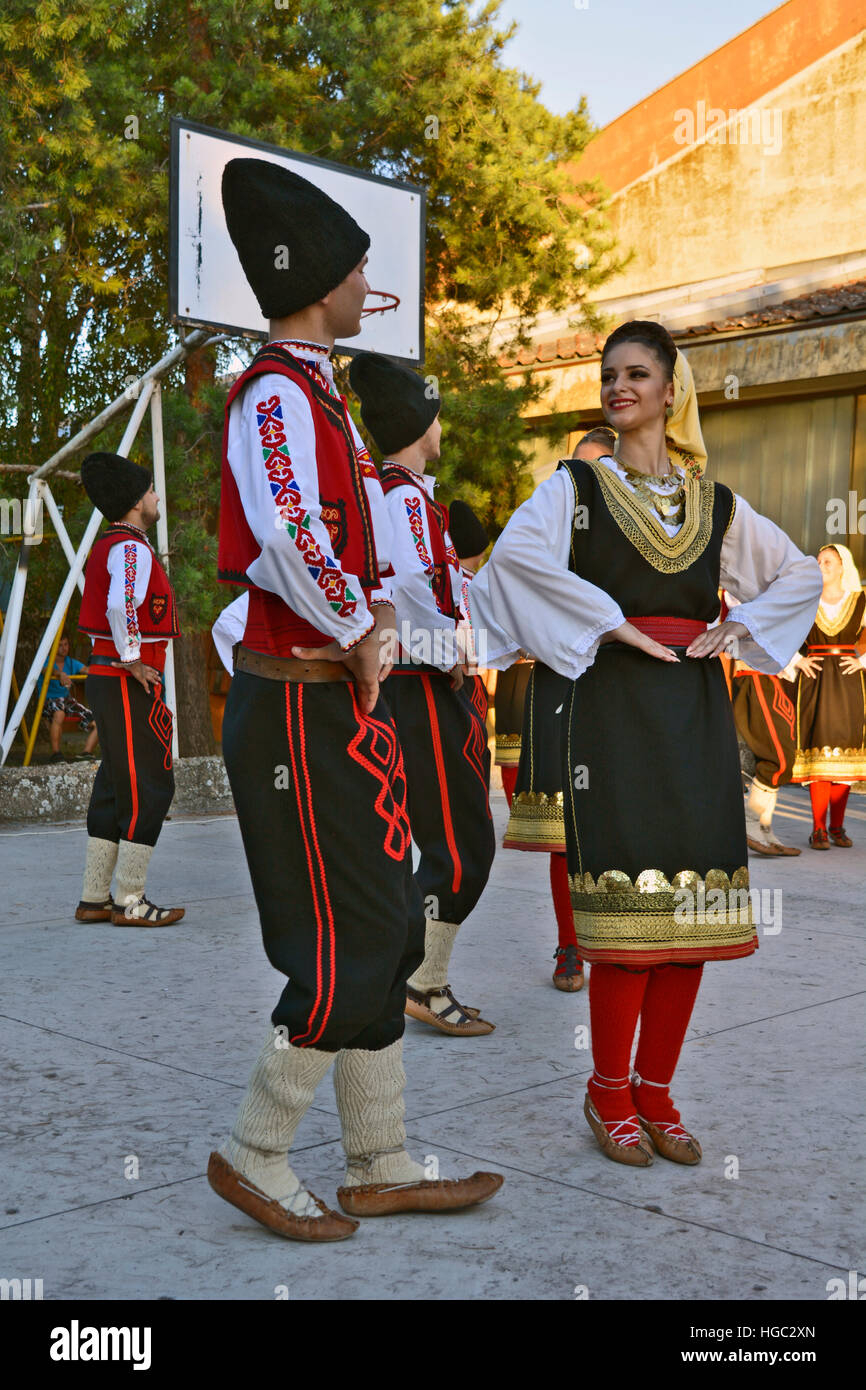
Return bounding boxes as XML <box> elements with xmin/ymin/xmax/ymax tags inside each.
<box><xmin>1</xmin><ymin>780</ymin><xmax>863</xmax><ymax>1301</ymax></box>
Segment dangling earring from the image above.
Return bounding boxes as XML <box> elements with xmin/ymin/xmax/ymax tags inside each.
<box><xmin>665</xmin><ymin>403</ymin><xmax>673</xmax><ymax>418</ymax></box>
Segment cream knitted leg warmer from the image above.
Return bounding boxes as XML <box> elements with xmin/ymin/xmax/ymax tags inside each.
<box><xmin>81</xmin><ymin>837</ymin><xmax>118</xmax><ymax>903</ymax></box>
<box><xmin>748</xmin><ymin>779</ymin><xmax>777</xmax><ymax>832</ymax></box>
<box><xmin>114</xmin><ymin>840</ymin><xmax>154</xmax><ymax>914</ymax></box>
<box><xmin>222</xmin><ymin>1031</ymin><xmax>335</xmax><ymax>1218</ymax></box>
<box><xmin>407</xmin><ymin>919</ymin><xmax>460</xmax><ymax>993</ymax></box>
<box><xmin>334</xmin><ymin>1039</ymin><xmax>429</xmax><ymax>1187</ymax></box>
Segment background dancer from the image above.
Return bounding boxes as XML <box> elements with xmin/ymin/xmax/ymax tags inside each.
<box><xmin>723</xmin><ymin>591</ymin><xmax>801</xmax><ymax>856</ymax></box>
<box><xmin>471</xmin><ymin>322</ymin><xmax>820</xmax><ymax>1168</ymax></box>
<box><xmin>75</xmin><ymin>453</ymin><xmax>184</xmax><ymax>927</ymax></box>
<box><xmin>790</xmin><ymin>543</ymin><xmax>866</xmax><ymax>849</ymax></box>
<box><xmin>502</xmin><ymin>428</ymin><xmax>617</xmax><ymax>993</ymax></box>
<box><xmin>348</xmin><ymin>353</ymin><xmax>497</xmax><ymax>1037</ymax></box>
<box><xmin>211</xmin><ymin>159</ymin><xmax>502</xmax><ymax>1240</ymax></box>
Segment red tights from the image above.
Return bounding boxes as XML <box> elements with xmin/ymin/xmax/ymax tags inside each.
<box><xmin>501</xmin><ymin>764</ymin><xmax>518</xmax><ymax>807</ymax></box>
<box><xmin>809</xmin><ymin>781</ymin><xmax>850</xmax><ymax>831</ymax></box>
<box><xmin>501</xmin><ymin>768</ymin><xmax>580</xmax><ymax>958</ymax></box>
<box><xmin>587</xmin><ymin>962</ymin><xmax>703</xmax><ymax>1124</ymax></box>
<box><xmin>550</xmin><ymin>852</ymin><xmax>578</xmax><ymax>951</ymax></box>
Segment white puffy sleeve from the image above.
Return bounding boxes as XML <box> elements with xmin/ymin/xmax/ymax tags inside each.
<box><xmin>468</xmin><ymin>469</ymin><xmax>626</xmax><ymax>680</ymax></box>
<box><xmin>384</xmin><ymin>483</ymin><xmax>460</xmax><ymax>671</ymax></box>
<box><xmin>106</xmin><ymin>540</ymin><xmax>152</xmax><ymax>663</ymax></box>
<box><xmin>212</xmin><ymin>593</ymin><xmax>249</xmax><ymax>676</ymax></box>
<box><xmin>227</xmin><ymin>375</ymin><xmax>376</xmax><ymax>652</ymax></box>
<box><xmin>720</xmin><ymin>494</ymin><xmax>822</xmax><ymax>672</ymax></box>
<box><xmin>345</xmin><ymin>411</ymin><xmax>394</xmax><ymax>610</ymax></box>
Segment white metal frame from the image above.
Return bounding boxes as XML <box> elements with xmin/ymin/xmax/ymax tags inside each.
<box><xmin>0</xmin><ymin>329</ymin><xmax>219</xmax><ymax>766</ymax></box>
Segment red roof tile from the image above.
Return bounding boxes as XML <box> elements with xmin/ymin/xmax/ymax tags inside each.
<box><xmin>498</xmin><ymin>278</ymin><xmax>866</xmax><ymax>367</ymax></box>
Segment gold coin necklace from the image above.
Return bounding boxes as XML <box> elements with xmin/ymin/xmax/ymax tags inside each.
<box><xmin>614</xmin><ymin>454</ymin><xmax>685</xmax><ymax>526</ymax></box>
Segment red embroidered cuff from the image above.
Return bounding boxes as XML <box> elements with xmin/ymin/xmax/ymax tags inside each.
<box><xmin>340</xmin><ymin>618</ymin><xmax>376</xmax><ymax>653</ymax></box>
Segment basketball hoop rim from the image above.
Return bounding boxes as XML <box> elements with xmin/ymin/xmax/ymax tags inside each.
<box><xmin>362</xmin><ymin>289</ymin><xmax>401</xmax><ymax>316</ymax></box>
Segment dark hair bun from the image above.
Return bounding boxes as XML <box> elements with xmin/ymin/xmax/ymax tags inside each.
<box><xmin>602</xmin><ymin>320</ymin><xmax>677</xmax><ymax>380</ymax></box>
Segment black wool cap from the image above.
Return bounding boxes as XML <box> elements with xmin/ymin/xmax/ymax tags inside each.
<box><xmin>447</xmin><ymin>500</ymin><xmax>489</xmax><ymax>560</ymax></box>
<box><xmin>80</xmin><ymin>452</ymin><xmax>151</xmax><ymax>523</ymax></box>
<box><xmin>221</xmin><ymin>158</ymin><xmax>371</xmax><ymax>319</ymax></box>
<box><xmin>348</xmin><ymin>353</ymin><xmax>440</xmax><ymax>456</ymax></box>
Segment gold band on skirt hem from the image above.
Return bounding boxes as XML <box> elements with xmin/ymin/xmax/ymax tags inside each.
<box><xmin>791</xmin><ymin>746</ymin><xmax>866</xmax><ymax>781</ymax></box>
<box><xmin>569</xmin><ymin>866</ymin><xmax>756</xmax><ymax>959</ymax></box>
<box><xmin>494</xmin><ymin>734</ymin><xmax>522</xmax><ymax>768</ymax></box>
<box><xmin>504</xmin><ymin>790</ymin><xmax>566</xmax><ymax>851</ymax></box>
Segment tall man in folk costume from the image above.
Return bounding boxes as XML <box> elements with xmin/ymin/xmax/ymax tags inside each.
<box><xmin>75</xmin><ymin>454</ymin><xmax>184</xmax><ymax>927</ymax></box>
<box><xmin>209</xmin><ymin>158</ymin><xmax>502</xmax><ymax>1241</ymax></box>
<box><xmin>347</xmin><ymin>354</ymin><xmax>497</xmax><ymax>1037</ymax></box>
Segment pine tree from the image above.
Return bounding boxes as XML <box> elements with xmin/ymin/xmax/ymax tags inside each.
<box><xmin>0</xmin><ymin>0</ymin><xmax>620</xmax><ymax>754</ymax></box>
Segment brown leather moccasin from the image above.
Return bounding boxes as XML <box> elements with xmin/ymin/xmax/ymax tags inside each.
<box><xmin>75</xmin><ymin>897</ymin><xmax>115</xmax><ymax>923</ymax></box>
<box><xmin>746</xmin><ymin>835</ymin><xmax>782</xmax><ymax>856</ymax></box>
<box><xmin>207</xmin><ymin>1151</ymin><xmax>358</xmax><ymax>1241</ymax></box>
<box><xmin>584</xmin><ymin>1094</ymin><xmax>654</xmax><ymax>1167</ymax></box>
<box><xmin>336</xmin><ymin>1170</ymin><xmax>504</xmax><ymax>1217</ymax></box>
<box><xmin>638</xmin><ymin>1118</ymin><xmax>703</xmax><ymax>1165</ymax></box>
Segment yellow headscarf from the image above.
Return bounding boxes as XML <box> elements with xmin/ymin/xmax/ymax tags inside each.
<box><xmin>665</xmin><ymin>349</ymin><xmax>707</xmax><ymax>479</ymax></box>
<box><xmin>817</xmin><ymin>542</ymin><xmax>863</xmax><ymax>594</ymax></box>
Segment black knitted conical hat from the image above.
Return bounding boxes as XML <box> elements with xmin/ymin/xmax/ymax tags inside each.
<box><xmin>222</xmin><ymin>158</ymin><xmax>370</xmax><ymax>318</ymax></box>
<box><xmin>348</xmin><ymin>353</ymin><xmax>440</xmax><ymax>455</ymax></box>
<box><xmin>80</xmin><ymin>452</ymin><xmax>151</xmax><ymax>522</ymax></box>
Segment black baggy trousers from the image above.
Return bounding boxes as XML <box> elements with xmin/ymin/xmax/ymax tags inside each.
<box><xmin>222</xmin><ymin>671</ymin><xmax>426</xmax><ymax>1052</ymax></box>
<box><xmin>85</xmin><ymin>671</ymin><xmax>175</xmax><ymax>847</ymax></box>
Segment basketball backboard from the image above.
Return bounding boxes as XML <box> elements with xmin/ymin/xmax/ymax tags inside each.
<box><xmin>169</xmin><ymin>118</ymin><xmax>425</xmax><ymax>365</ymax></box>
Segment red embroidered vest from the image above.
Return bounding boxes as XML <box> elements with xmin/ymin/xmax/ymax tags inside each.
<box><xmin>218</xmin><ymin>346</ymin><xmax>380</xmax><ymax>656</ymax></box>
<box><xmin>380</xmin><ymin>463</ymin><xmax>460</xmax><ymax>620</ymax></box>
<box><xmin>79</xmin><ymin>525</ymin><xmax>179</xmax><ymax>666</ymax></box>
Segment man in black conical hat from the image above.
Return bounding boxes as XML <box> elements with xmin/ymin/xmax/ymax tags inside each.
<box><xmin>207</xmin><ymin>158</ymin><xmax>502</xmax><ymax>1242</ymax></box>
<box><xmin>75</xmin><ymin>452</ymin><xmax>184</xmax><ymax>926</ymax></box>
<box><xmin>348</xmin><ymin>352</ymin><xmax>497</xmax><ymax>1039</ymax></box>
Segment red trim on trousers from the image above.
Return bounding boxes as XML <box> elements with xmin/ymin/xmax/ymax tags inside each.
<box><xmin>119</xmin><ymin>675</ymin><xmax>139</xmax><ymax>839</ymax></box>
<box><xmin>750</xmin><ymin>673</ymin><xmax>787</xmax><ymax>787</ymax></box>
<box><xmin>420</xmin><ymin>673</ymin><xmax>462</xmax><ymax>895</ymax></box>
<box><xmin>285</xmin><ymin>683</ymin><xmax>336</xmax><ymax>1047</ymax></box>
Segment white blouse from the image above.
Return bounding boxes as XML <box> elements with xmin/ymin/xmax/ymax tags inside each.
<box><xmin>468</xmin><ymin>459</ymin><xmax>822</xmax><ymax>681</ymax></box>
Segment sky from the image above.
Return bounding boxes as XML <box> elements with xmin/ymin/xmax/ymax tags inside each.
<box><xmin>490</xmin><ymin>0</ymin><xmax>783</xmax><ymax>129</ymax></box>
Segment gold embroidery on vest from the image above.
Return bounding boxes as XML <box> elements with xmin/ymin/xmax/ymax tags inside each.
<box><xmin>815</xmin><ymin>590</ymin><xmax>860</xmax><ymax>637</ymax></box>
<box><xmin>585</xmin><ymin>460</ymin><xmax>714</xmax><ymax>574</ymax></box>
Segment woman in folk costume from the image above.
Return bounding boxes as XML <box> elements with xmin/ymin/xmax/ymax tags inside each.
<box><xmin>501</xmin><ymin>427</ymin><xmax>617</xmax><ymax>994</ymax></box>
<box><xmin>470</xmin><ymin>321</ymin><xmax>821</xmax><ymax>1167</ymax></box>
<box><xmin>790</xmin><ymin>542</ymin><xmax>866</xmax><ymax>848</ymax></box>
<box><xmin>724</xmin><ymin>590</ymin><xmax>801</xmax><ymax>857</ymax></box>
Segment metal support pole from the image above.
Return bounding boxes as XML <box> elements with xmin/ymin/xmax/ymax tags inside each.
<box><xmin>150</xmin><ymin>384</ymin><xmax>180</xmax><ymax>761</ymax></box>
<box><xmin>0</xmin><ymin>381</ymin><xmax>156</xmax><ymax>765</ymax></box>
<box><xmin>0</xmin><ymin>474</ymin><xmax>40</xmax><ymax>738</ymax></box>
<box><xmin>23</xmin><ymin>602</ymin><xmax>68</xmax><ymax>767</ymax></box>
<box><xmin>31</xmin><ymin>330</ymin><xmax>215</xmax><ymax>480</ymax></box>
<box><xmin>39</xmin><ymin>482</ymin><xmax>87</xmax><ymax>598</ymax></box>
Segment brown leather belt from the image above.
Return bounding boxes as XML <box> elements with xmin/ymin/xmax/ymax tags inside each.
<box><xmin>233</xmin><ymin>644</ymin><xmax>351</xmax><ymax>682</ymax></box>
<box><xmin>807</xmin><ymin>645</ymin><xmax>858</xmax><ymax>655</ymax></box>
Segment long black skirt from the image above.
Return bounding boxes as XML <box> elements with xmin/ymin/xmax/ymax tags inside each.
<box><xmin>564</xmin><ymin>645</ymin><xmax>757</xmax><ymax>965</ymax></box>
<box><xmin>492</xmin><ymin>659</ymin><xmax>533</xmax><ymax>767</ymax></box>
<box><xmin>503</xmin><ymin>662</ymin><xmax>568</xmax><ymax>852</ymax></box>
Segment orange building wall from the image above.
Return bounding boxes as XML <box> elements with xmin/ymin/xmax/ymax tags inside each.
<box><xmin>573</xmin><ymin>0</ymin><xmax>865</xmax><ymax>195</ymax></box>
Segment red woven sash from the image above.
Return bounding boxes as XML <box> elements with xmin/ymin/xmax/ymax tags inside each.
<box><xmin>627</xmin><ymin>616</ymin><xmax>707</xmax><ymax>646</ymax></box>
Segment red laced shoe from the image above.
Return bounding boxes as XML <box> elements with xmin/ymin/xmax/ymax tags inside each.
<box><xmin>552</xmin><ymin>945</ymin><xmax>585</xmax><ymax>992</ymax></box>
